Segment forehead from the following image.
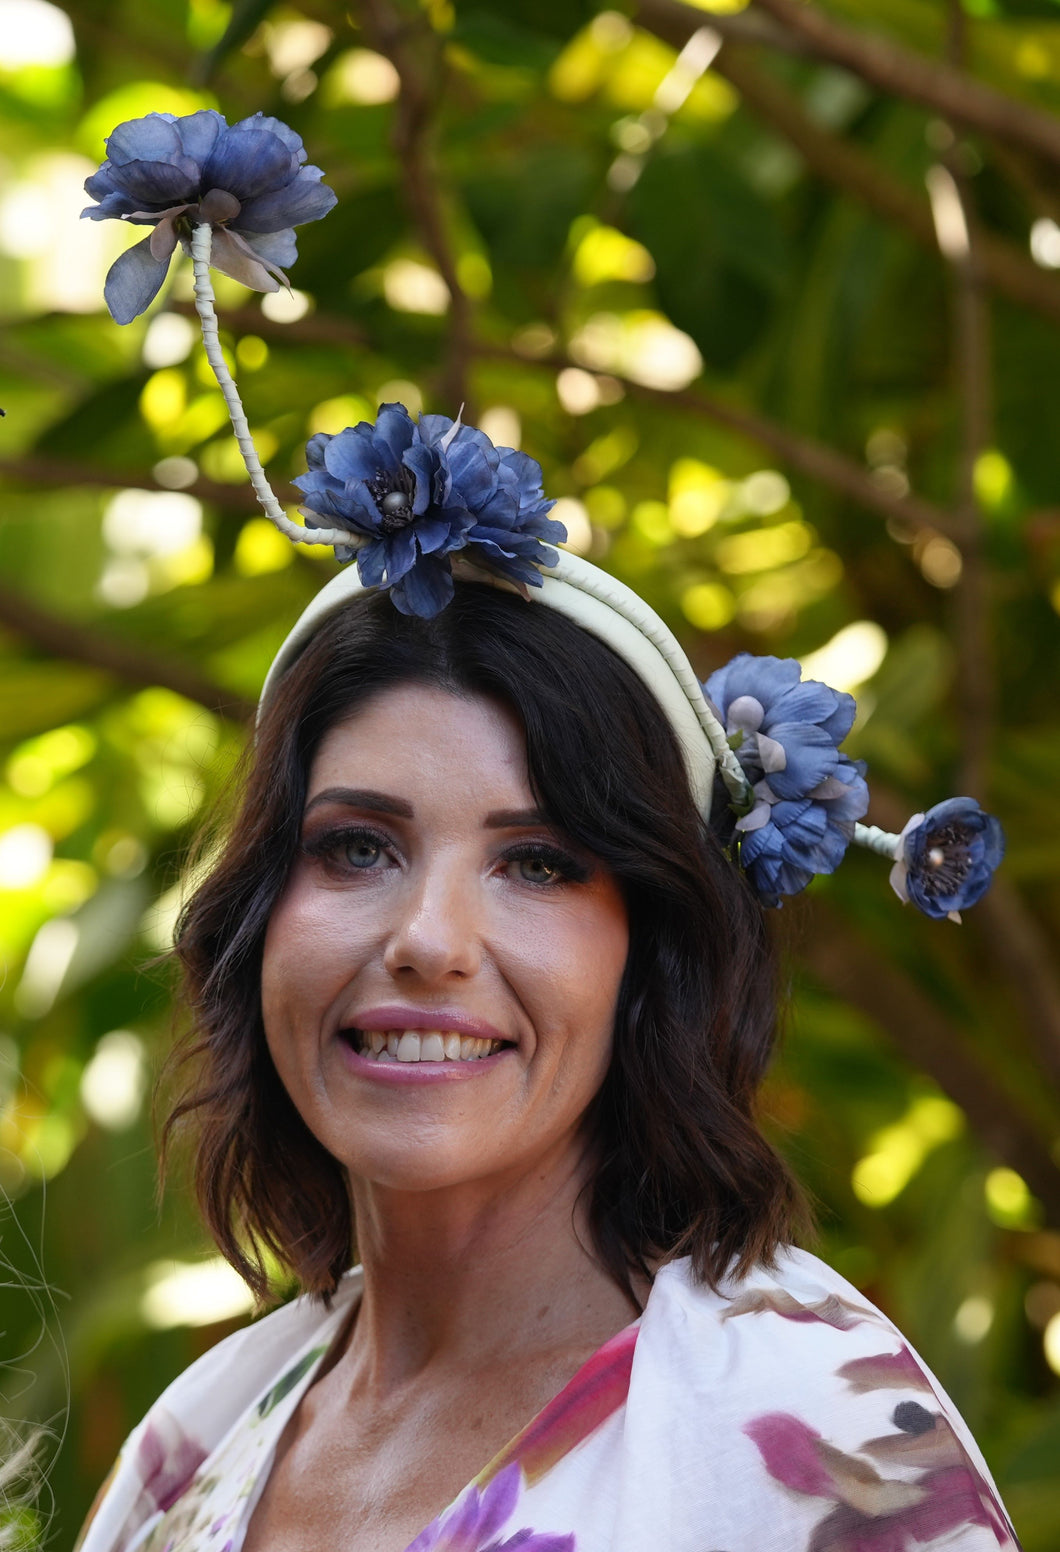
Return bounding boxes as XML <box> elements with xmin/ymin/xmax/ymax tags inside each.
<box><xmin>307</xmin><ymin>683</ymin><xmax>531</xmax><ymax>799</ymax></box>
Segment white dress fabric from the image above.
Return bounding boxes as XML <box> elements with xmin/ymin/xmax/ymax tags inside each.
<box><xmin>75</xmin><ymin>1248</ymin><xmax>1021</xmax><ymax>1552</ymax></box>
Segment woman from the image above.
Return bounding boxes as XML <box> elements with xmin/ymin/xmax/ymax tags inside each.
<box><xmin>76</xmin><ymin>530</ymin><xmax>1016</xmax><ymax>1552</ymax></box>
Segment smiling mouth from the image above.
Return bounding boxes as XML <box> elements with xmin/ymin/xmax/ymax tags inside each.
<box><xmin>344</xmin><ymin>1030</ymin><xmax>511</xmax><ymax>1063</ymax></box>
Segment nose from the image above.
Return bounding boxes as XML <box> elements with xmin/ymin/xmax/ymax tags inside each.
<box><xmin>382</xmin><ymin>854</ymin><xmax>482</xmax><ymax>984</ymax></box>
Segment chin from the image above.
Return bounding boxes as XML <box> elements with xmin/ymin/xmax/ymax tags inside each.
<box><xmin>339</xmin><ymin>1128</ymin><xmax>497</xmax><ymax>1195</ymax></box>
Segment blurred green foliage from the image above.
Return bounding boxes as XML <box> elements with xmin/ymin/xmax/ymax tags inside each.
<box><xmin>1</xmin><ymin>0</ymin><xmax>1059</xmax><ymax>1544</ymax></box>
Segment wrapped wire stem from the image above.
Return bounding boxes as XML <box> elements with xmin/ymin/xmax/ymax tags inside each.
<box><xmin>190</xmin><ymin>224</ymin><xmax>350</xmax><ymax>549</ymax></box>
<box><xmin>853</xmin><ymin>823</ymin><xmax>901</xmax><ymax>859</ymax></box>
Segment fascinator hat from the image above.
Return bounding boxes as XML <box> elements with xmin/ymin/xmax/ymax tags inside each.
<box><xmin>84</xmin><ymin>108</ymin><xmax>1004</xmax><ymax>921</ymax></box>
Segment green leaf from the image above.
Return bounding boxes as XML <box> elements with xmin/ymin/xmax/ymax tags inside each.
<box><xmin>256</xmin><ymin>1346</ymin><xmax>328</xmax><ymax>1418</ymax></box>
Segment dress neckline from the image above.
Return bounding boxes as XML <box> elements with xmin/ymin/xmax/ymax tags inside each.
<box><xmin>244</xmin><ymin>1274</ymin><xmax>642</xmax><ymax>1552</ymax></box>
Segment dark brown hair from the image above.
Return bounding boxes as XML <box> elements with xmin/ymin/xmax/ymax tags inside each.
<box><xmin>165</xmin><ymin>582</ymin><xmax>805</xmax><ymax>1303</ymax></box>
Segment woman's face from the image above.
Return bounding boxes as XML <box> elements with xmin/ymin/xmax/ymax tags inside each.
<box><xmin>261</xmin><ymin>683</ymin><xmax>629</xmax><ymax>1196</ymax></box>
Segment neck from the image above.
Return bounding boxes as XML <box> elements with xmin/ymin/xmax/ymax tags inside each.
<box><xmin>340</xmin><ymin>1137</ymin><xmax>640</xmax><ymax>1395</ymax></box>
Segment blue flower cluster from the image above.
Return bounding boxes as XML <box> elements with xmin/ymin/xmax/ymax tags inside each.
<box><xmin>890</xmin><ymin>798</ymin><xmax>1005</xmax><ymax>921</ymax></box>
<box><xmin>704</xmin><ymin>654</ymin><xmax>869</xmax><ymax>905</ymax></box>
<box><xmin>295</xmin><ymin>403</ymin><xmax>568</xmax><ymax>616</ymax></box>
<box><xmin>82</xmin><ymin>110</ymin><xmax>336</xmax><ymax>323</ymax></box>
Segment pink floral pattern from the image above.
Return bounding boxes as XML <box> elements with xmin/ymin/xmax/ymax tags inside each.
<box><xmin>744</xmin><ymin>1346</ymin><xmax>1019</xmax><ymax>1550</ymax></box>
<box><xmin>75</xmin><ymin>1253</ymin><xmax>1020</xmax><ymax>1552</ymax></box>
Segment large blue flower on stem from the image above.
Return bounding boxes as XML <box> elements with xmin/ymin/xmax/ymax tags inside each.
<box><xmin>295</xmin><ymin>404</ymin><xmax>567</xmax><ymax>617</ymax></box>
<box><xmin>889</xmin><ymin>797</ymin><xmax>1005</xmax><ymax>921</ymax></box>
<box><xmin>704</xmin><ymin>652</ymin><xmax>870</xmax><ymax>904</ymax></box>
<box><xmin>82</xmin><ymin>110</ymin><xmax>336</xmax><ymax>323</ymax></box>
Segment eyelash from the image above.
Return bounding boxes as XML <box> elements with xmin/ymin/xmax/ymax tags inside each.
<box><xmin>302</xmin><ymin>823</ymin><xmax>392</xmax><ymax>872</ymax></box>
<box><xmin>301</xmin><ymin>825</ymin><xmax>590</xmax><ymax>887</ymax></box>
<box><xmin>504</xmin><ymin>841</ymin><xmax>591</xmax><ymax>887</ymax></box>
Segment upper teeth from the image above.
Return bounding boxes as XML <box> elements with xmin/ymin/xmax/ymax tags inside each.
<box><xmin>356</xmin><ymin>1031</ymin><xmax>504</xmax><ymax>1063</ymax></box>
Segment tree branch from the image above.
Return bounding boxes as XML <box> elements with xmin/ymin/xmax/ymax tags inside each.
<box><xmin>0</xmin><ymin>455</ymin><xmax>272</xmax><ymax>513</ymax></box>
<box><xmin>750</xmin><ymin>0</ymin><xmax>1060</xmax><ymax>169</ymax></box>
<box><xmin>804</xmin><ymin>908</ymin><xmax>1060</xmax><ymax>1224</ymax></box>
<box><xmin>355</xmin><ymin>0</ymin><xmax>475</xmax><ymax>416</ymax></box>
<box><xmin>0</xmin><ymin>585</ymin><xmax>253</xmax><ymax>724</ymax></box>
<box><xmin>931</xmin><ymin>7</ymin><xmax>994</xmax><ymax>800</ymax></box>
<box><xmin>170</xmin><ymin>304</ymin><xmax>959</xmax><ymax>539</ymax></box>
<box><xmin>479</xmin><ymin>342</ymin><xmax>959</xmax><ymax>538</ymax></box>
<box><xmin>854</xmin><ymin>780</ymin><xmax>1060</xmax><ymax>1096</ymax></box>
<box><xmin>169</xmin><ymin>300</ymin><xmax>368</xmax><ymax>351</ymax></box>
<box><xmin>647</xmin><ymin>4</ymin><xmax>805</xmax><ymax>51</ymax></box>
<box><xmin>975</xmin><ymin>880</ymin><xmax>1060</xmax><ymax>1096</ymax></box>
<box><xmin>631</xmin><ymin>7</ymin><xmax>1060</xmax><ymax>329</ymax></box>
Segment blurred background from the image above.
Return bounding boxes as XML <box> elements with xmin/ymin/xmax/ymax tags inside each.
<box><xmin>1</xmin><ymin>0</ymin><xmax>1059</xmax><ymax>1544</ymax></box>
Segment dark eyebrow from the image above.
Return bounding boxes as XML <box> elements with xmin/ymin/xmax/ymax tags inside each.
<box><xmin>303</xmin><ymin>787</ymin><xmax>414</xmax><ymax>819</ymax></box>
<box><xmin>484</xmin><ymin>807</ymin><xmax>548</xmax><ymax>828</ymax></box>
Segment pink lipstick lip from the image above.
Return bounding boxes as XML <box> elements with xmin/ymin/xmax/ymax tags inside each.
<box><xmin>343</xmin><ymin>1005</ymin><xmax>511</xmax><ymax>1045</ymax></box>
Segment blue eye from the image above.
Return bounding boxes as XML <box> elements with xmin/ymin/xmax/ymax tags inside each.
<box><xmin>504</xmin><ymin>843</ymin><xmax>589</xmax><ymax>886</ymax></box>
<box><xmin>344</xmin><ymin>835</ymin><xmax>384</xmax><ymax>868</ymax></box>
<box><xmin>516</xmin><ymin>854</ymin><xmax>561</xmax><ymax>884</ymax></box>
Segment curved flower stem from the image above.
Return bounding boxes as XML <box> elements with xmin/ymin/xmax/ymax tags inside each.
<box><xmin>853</xmin><ymin>822</ymin><xmax>900</xmax><ymax>860</ymax></box>
<box><xmin>190</xmin><ymin>224</ymin><xmax>350</xmax><ymax>549</ymax></box>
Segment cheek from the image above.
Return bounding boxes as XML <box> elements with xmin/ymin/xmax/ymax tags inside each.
<box><xmin>511</xmin><ymin>893</ymin><xmax>628</xmax><ymax>1065</ymax></box>
<box><xmin>261</xmin><ymin>874</ymin><xmax>355</xmax><ymax>1043</ymax></box>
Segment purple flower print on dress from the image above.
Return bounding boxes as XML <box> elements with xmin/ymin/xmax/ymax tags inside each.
<box><xmin>407</xmin><ymin>1464</ymin><xmax>575</xmax><ymax>1552</ymax></box>
<box><xmin>134</xmin><ymin>1413</ymin><xmax>208</xmax><ymax>1513</ymax></box>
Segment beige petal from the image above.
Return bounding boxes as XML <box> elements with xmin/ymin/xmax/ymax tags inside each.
<box><xmin>198</xmin><ymin>187</ymin><xmax>241</xmax><ymax>223</ymax></box>
<box><xmin>815</xmin><ymin>1439</ymin><xmax>927</xmax><ymax>1517</ymax></box>
<box><xmin>860</xmin><ymin>1421</ymin><xmax>962</xmax><ymax>1471</ymax></box>
<box><xmin>206</xmin><ymin>226</ymin><xmax>281</xmax><ymax>293</ymax></box>
<box><xmin>149</xmin><ymin>213</ymin><xmax>182</xmax><ymax>262</ymax></box>
<box><xmin>721</xmin><ymin>1288</ymin><xmax>874</xmax><ymax>1331</ymax></box>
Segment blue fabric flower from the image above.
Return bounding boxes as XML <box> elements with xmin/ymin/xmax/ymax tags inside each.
<box><xmin>889</xmin><ymin>797</ymin><xmax>1005</xmax><ymax>921</ymax></box>
<box><xmin>295</xmin><ymin>403</ymin><xmax>567</xmax><ymax>617</ymax></box>
<box><xmin>705</xmin><ymin>652</ymin><xmax>857</xmax><ymax>798</ymax></box>
<box><xmin>704</xmin><ymin>652</ymin><xmax>869</xmax><ymax>903</ymax></box>
<box><xmin>82</xmin><ymin>110</ymin><xmax>336</xmax><ymax>323</ymax></box>
<box><xmin>735</xmin><ymin>758</ymin><xmax>869</xmax><ymax>906</ymax></box>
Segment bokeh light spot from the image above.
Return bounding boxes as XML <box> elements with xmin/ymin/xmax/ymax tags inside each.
<box><xmin>235</xmin><ymin>517</ymin><xmax>295</xmax><ymax>577</ymax></box>
<box><xmin>383</xmin><ymin>259</ymin><xmax>449</xmax><ymax>315</ymax></box>
<box><xmin>323</xmin><ymin>48</ymin><xmax>399</xmax><ymax>105</ymax></box>
<box><xmin>260</xmin><ymin>288</ymin><xmax>312</xmax><ymax>324</ymax></box>
<box><xmin>0</xmin><ymin>0</ymin><xmax>74</xmax><ymax>66</ymax></box>
<box><xmin>800</xmin><ymin>621</ymin><xmax>888</xmax><ymax>695</ymax></box>
<box><xmin>80</xmin><ymin>1030</ymin><xmax>147</xmax><ymax>1132</ymax></box>
<box><xmin>682</xmin><ymin>582</ymin><xmax>735</xmax><ymax>631</ymax></box>
<box><xmin>141</xmin><ymin>1257</ymin><xmax>256</xmax><ymax>1329</ymax></box>
<box><xmin>954</xmin><ymin>1295</ymin><xmax>994</xmax><ymax>1345</ymax></box>
<box><xmin>553</xmin><ymin>498</ymin><xmax>592</xmax><ymax>555</ymax></box>
<box><xmin>0</xmin><ymin>824</ymin><xmax>53</xmax><ymax>889</ymax></box>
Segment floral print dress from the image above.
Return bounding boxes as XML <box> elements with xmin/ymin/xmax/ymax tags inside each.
<box><xmin>76</xmin><ymin>1250</ymin><xmax>1021</xmax><ymax>1552</ymax></box>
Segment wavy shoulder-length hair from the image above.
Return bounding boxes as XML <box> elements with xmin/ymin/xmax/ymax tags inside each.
<box><xmin>165</xmin><ymin>581</ymin><xmax>805</xmax><ymax>1303</ymax></box>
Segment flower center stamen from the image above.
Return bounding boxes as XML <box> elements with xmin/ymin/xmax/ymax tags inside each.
<box><xmin>368</xmin><ymin>471</ymin><xmax>417</xmax><ymax>533</ymax></box>
<box><xmin>921</xmin><ymin>824</ymin><xmax>971</xmax><ymax>895</ymax></box>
